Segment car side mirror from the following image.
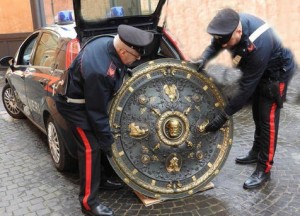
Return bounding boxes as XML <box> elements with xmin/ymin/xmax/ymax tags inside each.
<box><xmin>0</xmin><ymin>56</ymin><xmax>15</xmax><ymax>71</ymax></box>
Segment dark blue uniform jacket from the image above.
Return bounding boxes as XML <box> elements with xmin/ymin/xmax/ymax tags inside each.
<box><xmin>56</xmin><ymin>37</ymin><xmax>126</xmax><ymax>146</ymax></box>
<box><xmin>201</xmin><ymin>13</ymin><xmax>297</xmax><ymax>116</ymax></box>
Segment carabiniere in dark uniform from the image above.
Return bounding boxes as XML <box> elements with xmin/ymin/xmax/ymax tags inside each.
<box><xmin>55</xmin><ymin>25</ymin><xmax>154</xmax><ymax>216</ymax></box>
<box><xmin>197</xmin><ymin>8</ymin><xmax>297</xmax><ymax>189</ymax></box>
<box><xmin>56</xmin><ymin>37</ymin><xmax>126</xmax><ymax>215</ymax></box>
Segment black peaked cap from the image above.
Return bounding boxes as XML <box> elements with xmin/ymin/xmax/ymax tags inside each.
<box><xmin>118</xmin><ymin>24</ymin><xmax>154</xmax><ymax>55</ymax></box>
<box><xmin>207</xmin><ymin>8</ymin><xmax>240</xmax><ymax>43</ymax></box>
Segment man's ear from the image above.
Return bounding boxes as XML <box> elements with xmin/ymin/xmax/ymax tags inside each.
<box><xmin>119</xmin><ymin>48</ymin><xmax>127</xmax><ymax>56</ymax></box>
<box><xmin>237</xmin><ymin>23</ymin><xmax>243</xmax><ymax>35</ymax></box>
<box><xmin>237</xmin><ymin>28</ymin><xmax>243</xmax><ymax>36</ymax></box>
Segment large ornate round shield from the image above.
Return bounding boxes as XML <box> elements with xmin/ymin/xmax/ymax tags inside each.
<box><xmin>109</xmin><ymin>59</ymin><xmax>233</xmax><ymax>200</ymax></box>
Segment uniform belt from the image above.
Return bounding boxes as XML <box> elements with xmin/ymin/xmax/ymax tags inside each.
<box><xmin>66</xmin><ymin>97</ymin><xmax>86</xmax><ymax>104</ymax></box>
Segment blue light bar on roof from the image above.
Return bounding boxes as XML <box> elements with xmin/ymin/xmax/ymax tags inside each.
<box><xmin>110</xmin><ymin>7</ymin><xmax>125</xmax><ymax>17</ymax></box>
<box><xmin>57</xmin><ymin>10</ymin><xmax>74</xmax><ymax>25</ymax></box>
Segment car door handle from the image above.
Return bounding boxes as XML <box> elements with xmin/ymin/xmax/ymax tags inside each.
<box><xmin>39</xmin><ymin>78</ymin><xmax>48</xmax><ymax>86</ymax></box>
<box><xmin>23</xmin><ymin>68</ymin><xmax>36</xmax><ymax>79</ymax></box>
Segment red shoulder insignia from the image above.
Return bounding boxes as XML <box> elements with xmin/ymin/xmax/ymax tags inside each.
<box><xmin>107</xmin><ymin>62</ymin><xmax>116</xmax><ymax>77</ymax></box>
<box><xmin>247</xmin><ymin>42</ymin><xmax>256</xmax><ymax>52</ymax></box>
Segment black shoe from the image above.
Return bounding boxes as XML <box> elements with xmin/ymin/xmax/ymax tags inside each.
<box><xmin>243</xmin><ymin>169</ymin><xmax>270</xmax><ymax>189</ymax></box>
<box><xmin>82</xmin><ymin>204</ymin><xmax>114</xmax><ymax>216</ymax></box>
<box><xmin>235</xmin><ymin>151</ymin><xmax>258</xmax><ymax>164</ymax></box>
<box><xmin>99</xmin><ymin>179</ymin><xmax>124</xmax><ymax>190</ymax></box>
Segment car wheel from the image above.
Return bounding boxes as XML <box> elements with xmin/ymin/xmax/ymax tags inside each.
<box><xmin>47</xmin><ymin>116</ymin><xmax>76</xmax><ymax>171</ymax></box>
<box><xmin>2</xmin><ymin>83</ymin><xmax>26</xmax><ymax>119</ymax></box>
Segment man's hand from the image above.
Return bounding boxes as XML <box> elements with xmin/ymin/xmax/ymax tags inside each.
<box><xmin>98</xmin><ymin>134</ymin><xmax>114</xmax><ymax>157</ymax></box>
<box><xmin>101</xmin><ymin>145</ymin><xmax>113</xmax><ymax>158</ymax></box>
<box><xmin>205</xmin><ymin>110</ymin><xmax>229</xmax><ymax>132</ymax></box>
<box><xmin>126</xmin><ymin>68</ymin><xmax>133</xmax><ymax>77</ymax></box>
<box><xmin>195</xmin><ymin>58</ymin><xmax>206</xmax><ymax>72</ymax></box>
<box><xmin>105</xmin><ymin>148</ymin><xmax>113</xmax><ymax>158</ymax></box>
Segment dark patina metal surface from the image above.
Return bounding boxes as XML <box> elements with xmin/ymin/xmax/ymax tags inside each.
<box><xmin>108</xmin><ymin>58</ymin><xmax>233</xmax><ymax>200</ymax></box>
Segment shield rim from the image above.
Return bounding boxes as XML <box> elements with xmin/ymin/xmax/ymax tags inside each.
<box><xmin>108</xmin><ymin>58</ymin><xmax>233</xmax><ymax>199</ymax></box>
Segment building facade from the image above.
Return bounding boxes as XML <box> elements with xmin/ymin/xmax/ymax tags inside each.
<box><xmin>0</xmin><ymin>0</ymin><xmax>299</xmax><ymax>64</ymax></box>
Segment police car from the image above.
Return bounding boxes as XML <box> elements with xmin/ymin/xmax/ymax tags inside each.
<box><xmin>0</xmin><ymin>0</ymin><xmax>185</xmax><ymax>171</ymax></box>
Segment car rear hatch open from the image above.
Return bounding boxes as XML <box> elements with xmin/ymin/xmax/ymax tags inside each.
<box><xmin>72</xmin><ymin>0</ymin><xmax>166</xmax><ymax>43</ymax></box>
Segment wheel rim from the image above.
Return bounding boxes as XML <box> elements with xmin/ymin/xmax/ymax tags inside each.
<box><xmin>3</xmin><ymin>87</ymin><xmax>20</xmax><ymax>115</ymax></box>
<box><xmin>48</xmin><ymin>121</ymin><xmax>60</xmax><ymax>164</ymax></box>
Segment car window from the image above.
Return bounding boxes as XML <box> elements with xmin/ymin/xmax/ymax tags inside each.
<box><xmin>55</xmin><ymin>40</ymin><xmax>67</xmax><ymax>70</ymax></box>
<box><xmin>33</xmin><ymin>32</ymin><xmax>59</xmax><ymax>67</ymax></box>
<box><xmin>16</xmin><ymin>33</ymin><xmax>39</xmax><ymax>65</ymax></box>
<box><xmin>80</xmin><ymin>0</ymin><xmax>159</xmax><ymax>21</ymax></box>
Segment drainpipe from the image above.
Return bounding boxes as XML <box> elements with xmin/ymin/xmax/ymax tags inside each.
<box><xmin>30</xmin><ymin>0</ymin><xmax>46</xmax><ymax>30</ymax></box>
<box><xmin>51</xmin><ymin>0</ymin><xmax>55</xmax><ymax>24</ymax></box>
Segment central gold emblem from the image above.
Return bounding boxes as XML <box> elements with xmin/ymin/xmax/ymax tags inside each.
<box><xmin>165</xmin><ymin>118</ymin><xmax>183</xmax><ymax>139</ymax></box>
<box><xmin>157</xmin><ymin>111</ymin><xmax>190</xmax><ymax>146</ymax></box>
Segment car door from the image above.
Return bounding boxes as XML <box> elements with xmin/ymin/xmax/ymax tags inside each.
<box><xmin>24</xmin><ymin>30</ymin><xmax>60</xmax><ymax>128</ymax></box>
<box><xmin>8</xmin><ymin>33</ymin><xmax>39</xmax><ymax>118</ymax></box>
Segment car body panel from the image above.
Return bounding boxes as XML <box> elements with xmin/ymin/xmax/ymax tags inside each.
<box><xmin>1</xmin><ymin>25</ymin><xmax>78</xmax><ymax>159</ymax></box>
<box><xmin>6</xmin><ymin>67</ymin><xmax>28</xmax><ymax>107</ymax></box>
<box><xmin>24</xmin><ymin>67</ymin><xmax>54</xmax><ymax>128</ymax></box>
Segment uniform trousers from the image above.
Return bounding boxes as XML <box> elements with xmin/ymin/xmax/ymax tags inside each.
<box><xmin>70</xmin><ymin>125</ymin><xmax>102</xmax><ymax>210</ymax></box>
<box><xmin>251</xmin><ymin>81</ymin><xmax>287</xmax><ymax>173</ymax></box>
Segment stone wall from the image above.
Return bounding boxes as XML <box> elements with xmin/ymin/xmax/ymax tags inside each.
<box><xmin>0</xmin><ymin>0</ymin><xmax>32</xmax><ymax>33</ymax></box>
<box><xmin>161</xmin><ymin>0</ymin><xmax>300</xmax><ymax>64</ymax></box>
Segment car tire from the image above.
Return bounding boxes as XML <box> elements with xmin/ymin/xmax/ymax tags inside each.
<box><xmin>47</xmin><ymin>116</ymin><xmax>76</xmax><ymax>172</ymax></box>
<box><xmin>2</xmin><ymin>83</ymin><xmax>26</xmax><ymax>119</ymax></box>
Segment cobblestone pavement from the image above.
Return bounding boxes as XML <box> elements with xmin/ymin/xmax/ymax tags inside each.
<box><xmin>0</xmin><ymin>69</ymin><xmax>300</xmax><ymax>216</ymax></box>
